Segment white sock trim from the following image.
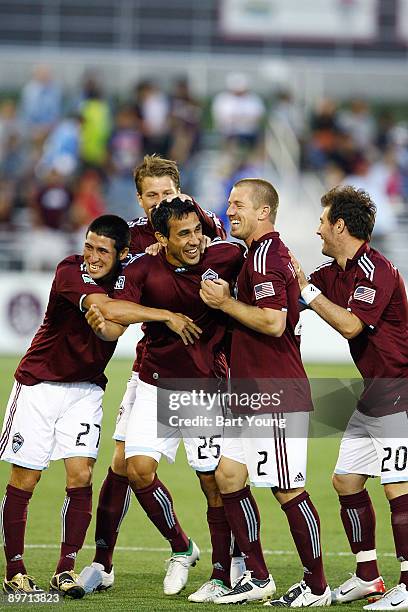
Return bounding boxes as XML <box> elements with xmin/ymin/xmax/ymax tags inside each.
<box><xmin>356</xmin><ymin>550</ymin><xmax>377</xmax><ymax>562</ymax></box>
<box><xmin>401</xmin><ymin>560</ymin><xmax>408</xmax><ymax>572</ymax></box>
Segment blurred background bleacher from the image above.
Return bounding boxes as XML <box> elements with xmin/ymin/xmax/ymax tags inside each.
<box><xmin>1</xmin><ymin>0</ymin><xmax>408</xmax><ymax>360</ymax></box>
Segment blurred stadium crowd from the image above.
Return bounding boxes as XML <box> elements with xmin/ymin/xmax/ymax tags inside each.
<box><xmin>0</xmin><ymin>63</ymin><xmax>407</xmax><ymax>270</ymax></box>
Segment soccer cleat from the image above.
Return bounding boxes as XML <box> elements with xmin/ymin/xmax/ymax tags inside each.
<box><xmin>79</xmin><ymin>562</ymin><xmax>114</xmax><ymax>592</ymax></box>
<box><xmin>3</xmin><ymin>573</ymin><xmax>44</xmax><ymax>594</ymax></box>
<box><xmin>188</xmin><ymin>579</ymin><xmax>231</xmax><ymax>602</ymax></box>
<box><xmin>264</xmin><ymin>581</ymin><xmax>331</xmax><ymax>607</ymax></box>
<box><xmin>50</xmin><ymin>570</ymin><xmax>85</xmax><ymax>599</ymax></box>
<box><xmin>215</xmin><ymin>570</ymin><xmax>276</xmax><ymax>604</ymax></box>
<box><xmin>163</xmin><ymin>539</ymin><xmax>200</xmax><ymax>595</ymax></box>
<box><xmin>363</xmin><ymin>584</ymin><xmax>408</xmax><ymax>610</ymax></box>
<box><xmin>230</xmin><ymin>555</ymin><xmax>247</xmax><ymax>587</ymax></box>
<box><xmin>331</xmin><ymin>574</ymin><xmax>386</xmax><ymax>604</ymax></box>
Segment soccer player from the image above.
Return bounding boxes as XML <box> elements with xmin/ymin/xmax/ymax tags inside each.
<box><xmin>290</xmin><ymin>185</ymin><xmax>408</xmax><ymax>610</ymax></box>
<box><xmin>81</xmin><ymin>157</ymin><xmax>245</xmax><ymax>599</ymax></box>
<box><xmin>84</xmin><ymin>198</ymin><xmax>244</xmax><ymax>600</ymax></box>
<box><xmin>200</xmin><ymin>178</ymin><xmax>330</xmax><ymax>606</ymax></box>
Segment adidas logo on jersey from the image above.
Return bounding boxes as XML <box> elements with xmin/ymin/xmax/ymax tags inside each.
<box><xmin>294</xmin><ymin>472</ymin><xmax>304</xmax><ymax>483</ymax></box>
<box><xmin>82</xmin><ymin>273</ymin><xmax>97</xmax><ymax>285</ymax></box>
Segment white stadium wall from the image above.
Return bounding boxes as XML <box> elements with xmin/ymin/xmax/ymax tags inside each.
<box><xmin>0</xmin><ymin>273</ymin><xmax>351</xmax><ymax>363</ymax></box>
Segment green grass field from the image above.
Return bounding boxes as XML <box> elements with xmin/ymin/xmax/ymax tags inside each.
<box><xmin>0</xmin><ymin>356</ymin><xmax>397</xmax><ymax>611</ymax></box>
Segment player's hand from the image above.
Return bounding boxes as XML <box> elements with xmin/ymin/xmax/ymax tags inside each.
<box><xmin>166</xmin><ymin>313</ymin><xmax>202</xmax><ymax>345</ymax></box>
<box><xmin>145</xmin><ymin>242</ymin><xmax>162</xmax><ymax>256</ymax></box>
<box><xmin>86</xmin><ymin>304</ymin><xmax>108</xmax><ymax>336</ymax></box>
<box><xmin>200</xmin><ymin>278</ymin><xmax>230</xmax><ymax>309</ymax></box>
<box><xmin>164</xmin><ymin>192</ymin><xmax>193</xmax><ymax>204</ymax></box>
<box><xmin>289</xmin><ymin>251</ymin><xmax>309</xmax><ymax>291</ymax></box>
<box><xmin>199</xmin><ymin>235</ymin><xmax>211</xmax><ymax>253</ymax></box>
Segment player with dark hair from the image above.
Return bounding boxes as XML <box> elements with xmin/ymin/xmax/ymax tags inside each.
<box><xmin>80</xmin><ymin>157</ymin><xmax>243</xmax><ymax>598</ymax></box>
<box><xmin>0</xmin><ymin>216</ymin><xmax>124</xmax><ymax>597</ymax></box>
<box><xmin>200</xmin><ymin>178</ymin><xmax>330</xmax><ymax>605</ymax></box>
<box><xmin>291</xmin><ymin>185</ymin><xmax>408</xmax><ymax>609</ymax></box>
<box><xmin>84</xmin><ymin>197</ymin><xmax>244</xmax><ymax>600</ymax></box>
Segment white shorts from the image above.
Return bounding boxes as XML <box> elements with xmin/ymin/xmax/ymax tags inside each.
<box><xmin>113</xmin><ymin>371</ymin><xmax>139</xmax><ymax>441</ymax></box>
<box><xmin>335</xmin><ymin>409</ymin><xmax>408</xmax><ymax>484</ymax></box>
<box><xmin>222</xmin><ymin>412</ymin><xmax>309</xmax><ymax>489</ymax></box>
<box><xmin>0</xmin><ymin>380</ymin><xmax>103</xmax><ymax>470</ymax></box>
<box><xmin>125</xmin><ymin>379</ymin><xmax>223</xmax><ymax>472</ymax></box>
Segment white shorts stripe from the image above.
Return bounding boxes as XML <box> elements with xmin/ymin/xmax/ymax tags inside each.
<box><xmin>0</xmin><ymin>382</ymin><xmax>22</xmax><ymax>457</ymax></box>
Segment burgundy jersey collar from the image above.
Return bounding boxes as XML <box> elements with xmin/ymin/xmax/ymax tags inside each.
<box><xmin>344</xmin><ymin>242</ymin><xmax>370</xmax><ymax>271</ymax></box>
<box><xmin>249</xmin><ymin>231</ymin><xmax>279</xmax><ymax>251</ymax></box>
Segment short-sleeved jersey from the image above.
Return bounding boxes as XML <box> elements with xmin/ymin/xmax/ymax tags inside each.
<box><xmin>127</xmin><ymin>203</ymin><xmax>226</xmax><ymax>372</ymax></box>
<box><xmin>15</xmin><ymin>255</ymin><xmax>116</xmax><ymax>390</ymax></box>
<box><xmin>113</xmin><ymin>240</ymin><xmax>243</xmax><ymax>387</ymax></box>
<box><xmin>230</xmin><ymin>232</ymin><xmax>312</xmax><ymax>413</ymax></box>
<box><xmin>310</xmin><ymin>243</ymin><xmax>408</xmax><ymax>415</ymax></box>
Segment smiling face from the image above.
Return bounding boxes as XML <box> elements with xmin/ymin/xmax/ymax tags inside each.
<box><xmin>138</xmin><ymin>175</ymin><xmax>179</xmax><ymax>222</ymax></box>
<box><xmin>158</xmin><ymin>211</ymin><xmax>203</xmax><ymax>267</ymax></box>
<box><xmin>317</xmin><ymin>206</ymin><xmax>338</xmax><ymax>258</ymax></box>
<box><xmin>83</xmin><ymin>231</ymin><xmax>124</xmax><ymax>280</ymax></box>
<box><xmin>227</xmin><ymin>183</ymin><xmax>262</xmax><ymax>244</ymax></box>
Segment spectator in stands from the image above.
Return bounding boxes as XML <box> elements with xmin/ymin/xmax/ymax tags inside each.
<box><xmin>24</xmin><ymin>161</ymin><xmax>74</xmax><ymax>270</ymax></box>
<box><xmin>20</xmin><ymin>65</ymin><xmax>62</xmax><ymax>143</ymax></box>
<box><xmin>306</xmin><ymin>98</ymin><xmax>340</xmax><ymax>171</ymax></box>
<box><xmin>168</xmin><ymin>76</ymin><xmax>202</xmax><ymax>194</ymax></box>
<box><xmin>105</xmin><ymin>104</ymin><xmax>143</xmax><ymax>220</ymax></box>
<box><xmin>212</xmin><ymin>72</ymin><xmax>265</xmax><ymax>151</ymax></box>
<box><xmin>36</xmin><ymin>113</ymin><xmax>82</xmax><ymax>179</ymax></box>
<box><xmin>79</xmin><ymin>80</ymin><xmax>111</xmax><ymax>172</ymax></box>
<box><xmin>338</xmin><ymin>98</ymin><xmax>376</xmax><ymax>152</ymax></box>
<box><xmin>133</xmin><ymin>79</ymin><xmax>170</xmax><ymax>157</ymax></box>
<box><xmin>71</xmin><ymin>168</ymin><xmax>106</xmax><ymax>251</ymax></box>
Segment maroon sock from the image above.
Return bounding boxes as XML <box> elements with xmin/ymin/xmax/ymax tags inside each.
<box><xmin>231</xmin><ymin>537</ymin><xmax>242</xmax><ymax>557</ymax></box>
<box><xmin>56</xmin><ymin>486</ymin><xmax>92</xmax><ymax>574</ymax></box>
<box><xmin>93</xmin><ymin>468</ymin><xmax>131</xmax><ymax>571</ymax></box>
<box><xmin>389</xmin><ymin>494</ymin><xmax>408</xmax><ymax>588</ymax></box>
<box><xmin>2</xmin><ymin>485</ymin><xmax>31</xmax><ymax>580</ymax></box>
<box><xmin>339</xmin><ymin>490</ymin><xmax>379</xmax><ymax>581</ymax></box>
<box><xmin>221</xmin><ymin>486</ymin><xmax>269</xmax><ymax>580</ymax></box>
<box><xmin>281</xmin><ymin>491</ymin><xmax>327</xmax><ymax>595</ymax></box>
<box><xmin>207</xmin><ymin>506</ymin><xmax>232</xmax><ymax>587</ymax></box>
<box><xmin>132</xmin><ymin>475</ymin><xmax>189</xmax><ymax>553</ymax></box>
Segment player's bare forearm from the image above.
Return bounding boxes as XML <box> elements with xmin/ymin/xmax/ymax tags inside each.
<box><xmin>86</xmin><ymin>305</ymin><xmax>127</xmax><ymax>341</ymax></box>
<box><xmin>221</xmin><ymin>298</ymin><xmax>287</xmax><ymax>337</ymax></box>
<box><xmin>308</xmin><ymin>293</ymin><xmax>364</xmax><ymax>339</ymax></box>
<box><xmin>100</xmin><ymin>299</ymin><xmax>175</xmax><ymax>326</ymax></box>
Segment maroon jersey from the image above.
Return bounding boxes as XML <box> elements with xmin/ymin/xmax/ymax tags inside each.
<box><xmin>127</xmin><ymin>203</ymin><xmax>226</xmax><ymax>373</ymax></box>
<box><xmin>310</xmin><ymin>243</ymin><xmax>408</xmax><ymax>416</ymax></box>
<box><xmin>114</xmin><ymin>240</ymin><xmax>243</xmax><ymax>387</ymax></box>
<box><xmin>230</xmin><ymin>232</ymin><xmax>312</xmax><ymax>413</ymax></box>
<box><xmin>15</xmin><ymin>255</ymin><xmax>116</xmax><ymax>390</ymax></box>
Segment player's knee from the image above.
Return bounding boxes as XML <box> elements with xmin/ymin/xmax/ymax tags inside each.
<box><xmin>332</xmin><ymin>472</ymin><xmax>364</xmax><ymax>495</ymax></box>
<box><xmin>215</xmin><ymin>464</ymin><xmax>242</xmax><ymax>494</ymax></box>
<box><xmin>197</xmin><ymin>471</ymin><xmax>222</xmax><ymax>506</ymax></box>
<box><xmin>10</xmin><ymin>465</ymin><xmax>41</xmax><ymax>492</ymax></box>
<box><xmin>111</xmin><ymin>443</ymin><xmax>127</xmax><ymax>477</ymax></box>
<box><xmin>67</xmin><ymin>465</ymin><xmax>93</xmax><ymax>488</ymax></box>
<box><xmin>126</xmin><ymin>457</ymin><xmax>156</xmax><ymax>489</ymax></box>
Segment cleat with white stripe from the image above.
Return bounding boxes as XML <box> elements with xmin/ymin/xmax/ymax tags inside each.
<box><xmin>363</xmin><ymin>584</ymin><xmax>408</xmax><ymax>610</ymax></box>
<box><xmin>331</xmin><ymin>574</ymin><xmax>385</xmax><ymax>604</ymax></box>
<box><xmin>163</xmin><ymin>539</ymin><xmax>200</xmax><ymax>595</ymax></box>
<box><xmin>215</xmin><ymin>570</ymin><xmax>276</xmax><ymax>604</ymax></box>
<box><xmin>188</xmin><ymin>579</ymin><xmax>231</xmax><ymax>602</ymax></box>
<box><xmin>265</xmin><ymin>581</ymin><xmax>331</xmax><ymax>607</ymax></box>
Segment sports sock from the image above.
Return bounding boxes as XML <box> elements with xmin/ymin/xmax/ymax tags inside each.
<box><xmin>132</xmin><ymin>475</ymin><xmax>189</xmax><ymax>553</ymax></box>
<box><xmin>339</xmin><ymin>490</ymin><xmax>379</xmax><ymax>581</ymax></box>
<box><xmin>93</xmin><ymin>468</ymin><xmax>131</xmax><ymax>572</ymax></box>
<box><xmin>231</xmin><ymin>537</ymin><xmax>242</xmax><ymax>558</ymax></box>
<box><xmin>207</xmin><ymin>505</ymin><xmax>232</xmax><ymax>587</ymax></box>
<box><xmin>221</xmin><ymin>486</ymin><xmax>269</xmax><ymax>580</ymax></box>
<box><xmin>281</xmin><ymin>491</ymin><xmax>327</xmax><ymax>595</ymax></box>
<box><xmin>389</xmin><ymin>494</ymin><xmax>408</xmax><ymax>588</ymax></box>
<box><xmin>2</xmin><ymin>485</ymin><xmax>31</xmax><ymax>580</ymax></box>
<box><xmin>56</xmin><ymin>485</ymin><xmax>92</xmax><ymax>574</ymax></box>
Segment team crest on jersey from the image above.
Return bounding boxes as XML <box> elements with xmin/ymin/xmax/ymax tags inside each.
<box><xmin>12</xmin><ymin>432</ymin><xmax>24</xmax><ymax>453</ymax></box>
<box><xmin>82</xmin><ymin>274</ymin><xmax>97</xmax><ymax>285</ymax></box>
<box><xmin>201</xmin><ymin>268</ymin><xmax>219</xmax><ymax>281</ymax></box>
<box><xmin>114</xmin><ymin>276</ymin><xmax>126</xmax><ymax>290</ymax></box>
